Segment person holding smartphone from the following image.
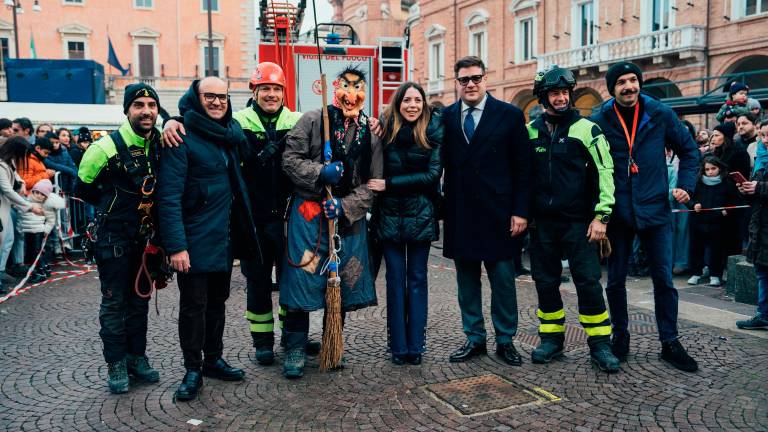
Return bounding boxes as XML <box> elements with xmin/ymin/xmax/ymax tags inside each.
<box><xmin>686</xmin><ymin>156</ymin><xmax>742</xmax><ymax>287</ymax></box>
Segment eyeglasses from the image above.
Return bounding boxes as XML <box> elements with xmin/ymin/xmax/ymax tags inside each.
<box><xmin>203</xmin><ymin>92</ymin><xmax>228</xmax><ymax>104</ymax></box>
<box><xmin>456</xmin><ymin>74</ymin><xmax>484</xmax><ymax>86</ymax></box>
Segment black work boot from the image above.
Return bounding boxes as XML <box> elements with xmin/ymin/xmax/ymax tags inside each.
<box><xmin>255</xmin><ymin>345</ymin><xmax>275</xmax><ymax>365</ymax></box>
<box><xmin>531</xmin><ymin>336</ymin><xmax>564</xmax><ymax>364</ymax></box>
<box><xmin>305</xmin><ymin>339</ymin><xmax>321</xmax><ymax>356</ymax></box>
<box><xmin>174</xmin><ymin>369</ymin><xmax>203</xmax><ymax>402</ymax></box>
<box><xmin>107</xmin><ymin>359</ymin><xmax>129</xmax><ymax>394</ymax></box>
<box><xmin>590</xmin><ymin>341</ymin><xmax>621</xmax><ymax>373</ymax></box>
<box><xmin>660</xmin><ymin>339</ymin><xmax>698</xmax><ymax>372</ymax></box>
<box><xmin>126</xmin><ymin>354</ymin><xmax>160</xmax><ymax>383</ymax></box>
<box><xmin>202</xmin><ymin>358</ymin><xmax>245</xmax><ymax>381</ymax></box>
<box><xmin>282</xmin><ymin>331</ymin><xmax>308</xmax><ymax>379</ymax></box>
<box><xmin>611</xmin><ymin>331</ymin><xmax>630</xmax><ymax>362</ymax></box>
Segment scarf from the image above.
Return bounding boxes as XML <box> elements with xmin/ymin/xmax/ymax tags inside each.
<box><xmin>702</xmin><ymin>175</ymin><xmax>722</xmax><ymax>186</ymax></box>
<box><xmin>754</xmin><ymin>140</ymin><xmax>768</xmax><ymax>175</ymax></box>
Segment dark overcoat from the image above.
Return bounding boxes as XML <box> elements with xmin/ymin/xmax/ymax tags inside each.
<box><xmin>441</xmin><ymin>95</ymin><xmax>532</xmax><ymax>261</ymax></box>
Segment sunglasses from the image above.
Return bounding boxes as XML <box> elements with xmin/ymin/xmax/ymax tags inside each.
<box><xmin>203</xmin><ymin>92</ymin><xmax>228</xmax><ymax>103</ymax></box>
<box><xmin>456</xmin><ymin>74</ymin><xmax>484</xmax><ymax>86</ymax></box>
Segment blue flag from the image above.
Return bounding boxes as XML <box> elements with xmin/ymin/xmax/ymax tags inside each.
<box><xmin>108</xmin><ymin>37</ymin><xmax>130</xmax><ymax>76</ymax></box>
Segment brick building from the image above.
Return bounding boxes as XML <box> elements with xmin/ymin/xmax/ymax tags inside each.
<box><xmin>0</xmin><ymin>0</ymin><xmax>256</xmax><ymax>109</ymax></box>
<box><xmin>334</xmin><ymin>0</ymin><xmax>768</xmax><ymax>126</ymax></box>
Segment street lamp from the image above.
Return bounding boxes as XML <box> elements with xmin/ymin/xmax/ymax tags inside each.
<box><xmin>5</xmin><ymin>0</ymin><xmax>41</xmax><ymax>58</ymax></box>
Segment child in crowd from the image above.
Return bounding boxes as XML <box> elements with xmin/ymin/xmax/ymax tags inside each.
<box><xmin>688</xmin><ymin>156</ymin><xmax>741</xmax><ymax>287</ymax></box>
<box><xmin>716</xmin><ymin>82</ymin><xmax>751</xmax><ymax>123</ymax></box>
<box><xmin>20</xmin><ymin>179</ymin><xmax>65</xmax><ymax>283</ymax></box>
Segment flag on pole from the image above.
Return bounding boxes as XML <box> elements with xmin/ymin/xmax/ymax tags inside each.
<box><xmin>29</xmin><ymin>32</ymin><xmax>36</xmax><ymax>59</ymax></box>
<box><xmin>107</xmin><ymin>36</ymin><xmax>130</xmax><ymax>76</ymax></box>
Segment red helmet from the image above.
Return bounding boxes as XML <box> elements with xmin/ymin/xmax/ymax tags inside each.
<box><xmin>249</xmin><ymin>62</ymin><xmax>286</xmax><ymax>90</ymax></box>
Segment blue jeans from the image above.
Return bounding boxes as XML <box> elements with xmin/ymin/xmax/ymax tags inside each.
<box><xmin>754</xmin><ymin>264</ymin><xmax>768</xmax><ymax>315</ymax></box>
<box><xmin>382</xmin><ymin>241</ymin><xmax>430</xmax><ymax>356</ymax></box>
<box><xmin>606</xmin><ymin>221</ymin><xmax>679</xmax><ymax>342</ymax></box>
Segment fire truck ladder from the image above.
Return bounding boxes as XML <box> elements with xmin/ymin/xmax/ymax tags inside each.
<box><xmin>258</xmin><ymin>1</ymin><xmax>305</xmax><ymax>44</ymax></box>
<box><xmin>378</xmin><ymin>37</ymin><xmax>407</xmax><ymax>110</ymax></box>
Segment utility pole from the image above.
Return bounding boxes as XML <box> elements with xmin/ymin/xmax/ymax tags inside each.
<box><xmin>206</xmin><ymin>0</ymin><xmax>214</xmax><ymax>76</ymax></box>
<box><xmin>11</xmin><ymin>1</ymin><xmax>19</xmax><ymax>59</ymax></box>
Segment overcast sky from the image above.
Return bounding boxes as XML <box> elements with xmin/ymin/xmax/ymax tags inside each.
<box><xmin>256</xmin><ymin>0</ymin><xmax>334</xmax><ymax>34</ymax></box>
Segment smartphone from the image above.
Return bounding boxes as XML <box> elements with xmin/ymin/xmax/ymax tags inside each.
<box><xmin>730</xmin><ymin>172</ymin><xmax>749</xmax><ymax>184</ymax></box>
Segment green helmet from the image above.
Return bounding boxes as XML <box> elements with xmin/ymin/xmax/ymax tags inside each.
<box><xmin>533</xmin><ymin>65</ymin><xmax>577</xmax><ymax>106</ymax></box>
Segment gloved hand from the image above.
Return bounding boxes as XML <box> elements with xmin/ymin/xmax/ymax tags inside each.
<box><xmin>320</xmin><ymin>162</ymin><xmax>344</xmax><ymax>185</ymax></box>
<box><xmin>323</xmin><ymin>198</ymin><xmax>344</xmax><ymax>220</ymax></box>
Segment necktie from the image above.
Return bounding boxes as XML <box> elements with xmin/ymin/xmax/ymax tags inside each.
<box><xmin>463</xmin><ymin>107</ymin><xmax>475</xmax><ymax>143</ymax></box>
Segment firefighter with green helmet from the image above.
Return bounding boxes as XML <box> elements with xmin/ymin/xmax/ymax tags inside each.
<box><xmin>163</xmin><ymin>62</ymin><xmax>315</xmax><ymax>365</ymax></box>
<box><xmin>526</xmin><ymin>66</ymin><xmax>621</xmax><ymax>372</ymax></box>
<box><xmin>76</xmin><ymin>83</ymin><xmax>163</xmax><ymax>393</ymax></box>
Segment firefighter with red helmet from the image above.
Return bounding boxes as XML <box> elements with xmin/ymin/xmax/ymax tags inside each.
<box><xmin>164</xmin><ymin>62</ymin><xmax>304</xmax><ymax>365</ymax></box>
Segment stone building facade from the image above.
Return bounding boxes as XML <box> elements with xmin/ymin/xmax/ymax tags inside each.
<box><xmin>334</xmin><ymin>0</ymin><xmax>768</xmax><ymax>126</ymax></box>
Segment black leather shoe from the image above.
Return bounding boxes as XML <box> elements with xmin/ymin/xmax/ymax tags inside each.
<box><xmin>448</xmin><ymin>340</ymin><xmax>487</xmax><ymax>362</ymax></box>
<box><xmin>202</xmin><ymin>358</ymin><xmax>245</xmax><ymax>381</ymax></box>
<box><xmin>174</xmin><ymin>370</ymin><xmax>202</xmax><ymax>402</ymax></box>
<box><xmin>408</xmin><ymin>354</ymin><xmax>422</xmax><ymax>365</ymax></box>
<box><xmin>391</xmin><ymin>354</ymin><xmax>408</xmax><ymax>365</ymax></box>
<box><xmin>660</xmin><ymin>339</ymin><xmax>698</xmax><ymax>372</ymax></box>
<box><xmin>496</xmin><ymin>342</ymin><xmax>523</xmax><ymax>366</ymax></box>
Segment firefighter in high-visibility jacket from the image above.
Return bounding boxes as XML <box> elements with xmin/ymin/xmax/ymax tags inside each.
<box><xmin>163</xmin><ymin>62</ymin><xmax>307</xmax><ymax>365</ymax></box>
<box><xmin>526</xmin><ymin>66</ymin><xmax>621</xmax><ymax>373</ymax></box>
<box><xmin>76</xmin><ymin>83</ymin><xmax>163</xmax><ymax>394</ymax></box>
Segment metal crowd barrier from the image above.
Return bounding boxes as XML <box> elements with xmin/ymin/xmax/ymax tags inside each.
<box><xmin>51</xmin><ymin>171</ymin><xmax>91</xmax><ymax>254</ymax></box>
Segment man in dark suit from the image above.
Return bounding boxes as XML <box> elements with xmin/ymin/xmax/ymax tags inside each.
<box><xmin>442</xmin><ymin>56</ymin><xmax>533</xmax><ymax>366</ymax></box>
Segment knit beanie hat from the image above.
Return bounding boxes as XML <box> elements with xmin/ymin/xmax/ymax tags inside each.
<box><xmin>729</xmin><ymin>82</ymin><xmax>749</xmax><ymax>97</ymax></box>
<box><xmin>714</xmin><ymin>122</ymin><xmax>736</xmax><ymax>142</ymax></box>
<box><xmin>32</xmin><ymin>179</ymin><xmax>53</xmax><ymax>197</ymax></box>
<box><xmin>123</xmin><ymin>83</ymin><xmax>161</xmax><ymax>114</ymax></box>
<box><xmin>606</xmin><ymin>62</ymin><xmax>643</xmax><ymax>96</ymax></box>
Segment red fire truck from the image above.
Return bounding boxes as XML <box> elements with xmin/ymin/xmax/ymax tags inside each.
<box><xmin>258</xmin><ymin>1</ymin><xmax>409</xmax><ymax>118</ymax></box>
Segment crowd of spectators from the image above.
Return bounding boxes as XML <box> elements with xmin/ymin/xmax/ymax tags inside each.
<box><xmin>0</xmin><ymin>117</ymin><xmax>95</xmax><ymax>293</ymax></box>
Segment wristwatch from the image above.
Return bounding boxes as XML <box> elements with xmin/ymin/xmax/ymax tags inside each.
<box><xmin>595</xmin><ymin>213</ymin><xmax>610</xmax><ymax>224</ymax></box>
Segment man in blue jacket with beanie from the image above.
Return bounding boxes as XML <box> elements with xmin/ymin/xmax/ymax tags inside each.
<box><xmin>592</xmin><ymin>62</ymin><xmax>700</xmax><ymax>372</ymax></box>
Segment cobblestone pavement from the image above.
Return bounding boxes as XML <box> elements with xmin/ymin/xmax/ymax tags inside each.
<box><xmin>1</xmin><ymin>251</ymin><xmax>767</xmax><ymax>431</ymax></box>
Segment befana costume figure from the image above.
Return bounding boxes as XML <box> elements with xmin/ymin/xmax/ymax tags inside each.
<box><xmin>279</xmin><ymin>66</ymin><xmax>383</xmax><ymax>379</ymax></box>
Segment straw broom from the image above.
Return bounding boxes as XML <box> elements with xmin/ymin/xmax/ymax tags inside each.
<box><xmin>318</xmin><ymin>73</ymin><xmax>344</xmax><ymax>371</ymax></box>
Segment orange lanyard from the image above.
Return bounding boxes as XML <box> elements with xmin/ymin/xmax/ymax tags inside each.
<box><xmin>613</xmin><ymin>102</ymin><xmax>640</xmax><ymax>174</ymax></box>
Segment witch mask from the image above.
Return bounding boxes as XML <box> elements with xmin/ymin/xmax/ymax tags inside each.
<box><xmin>333</xmin><ymin>68</ymin><xmax>367</xmax><ymax>119</ymax></box>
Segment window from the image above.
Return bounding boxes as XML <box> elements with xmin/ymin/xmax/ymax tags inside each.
<box><xmin>745</xmin><ymin>0</ymin><xmax>768</xmax><ymax>16</ymax></box>
<box><xmin>578</xmin><ymin>1</ymin><xmax>596</xmax><ymax>47</ymax></box>
<box><xmin>515</xmin><ymin>17</ymin><xmax>536</xmax><ymax>63</ymax></box>
<box><xmin>465</xmin><ymin>10</ymin><xmax>489</xmax><ymax>65</ymax></box>
<box><xmin>469</xmin><ymin>30</ymin><xmax>487</xmax><ymax>64</ymax></box>
<box><xmin>428</xmin><ymin>41</ymin><xmax>444</xmax><ymax>92</ymax></box>
<box><xmin>203</xmin><ymin>46</ymin><xmax>220</xmax><ymax>77</ymax></box>
<box><xmin>134</xmin><ymin>0</ymin><xmax>153</xmax><ymax>8</ymax></box>
<box><xmin>67</xmin><ymin>41</ymin><xmax>85</xmax><ymax>59</ymax></box>
<box><xmin>201</xmin><ymin>0</ymin><xmax>219</xmax><ymax>12</ymax></box>
<box><xmin>0</xmin><ymin>38</ymin><xmax>8</xmax><ymax>71</ymax></box>
<box><xmin>651</xmin><ymin>0</ymin><xmax>672</xmax><ymax>31</ymax></box>
<box><xmin>138</xmin><ymin>44</ymin><xmax>154</xmax><ymax>77</ymax></box>
<box><xmin>63</xmin><ymin>0</ymin><xmax>84</xmax><ymax>4</ymax></box>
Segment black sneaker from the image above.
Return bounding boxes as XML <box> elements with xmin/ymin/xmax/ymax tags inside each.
<box><xmin>7</xmin><ymin>264</ymin><xmax>29</xmax><ymax>278</ymax></box>
<box><xmin>736</xmin><ymin>313</ymin><xmax>768</xmax><ymax>330</ymax></box>
<box><xmin>28</xmin><ymin>273</ymin><xmax>47</xmax><ymax>284</ymax></box>
<box><xmin>611</xmin><ymin>332</ymin><xmax>630</xmax><ymax>362</ymax></box>
<box><xmin>660</xmin><ymin>339</ymin><xmax>698</xmax><ymax>372</ymax></box>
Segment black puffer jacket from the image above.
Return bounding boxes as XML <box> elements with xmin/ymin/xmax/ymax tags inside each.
<box><xmin>374</xmin><ymin>110</ymin><xmax>443</xmax><ymax>243</ymax></box>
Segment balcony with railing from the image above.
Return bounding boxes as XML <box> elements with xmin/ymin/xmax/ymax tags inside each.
<box><xmin>538</xmin><ymin>25</ymin><xmax>707</xmax><ymax>70</ymax></box>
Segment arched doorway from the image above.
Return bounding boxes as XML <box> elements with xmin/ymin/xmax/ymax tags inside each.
<box><xmin>644</xmin><ymin>77</ymin><xmax>683</xmax><ymax>100</ymax></box>
<box><xmin>512</xmin><ymin>90</ymin><xmax>539</xmax><ymax>122</ymax></box>
<box><xmin>724</xmin><ymin>55</ymin><xmax>768</xmax><ymax>91</ymax></box>
<box><xmin>573</xmin><ymin>88</ymin><xmax>603</xmax><ymax>117</ymax></box>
